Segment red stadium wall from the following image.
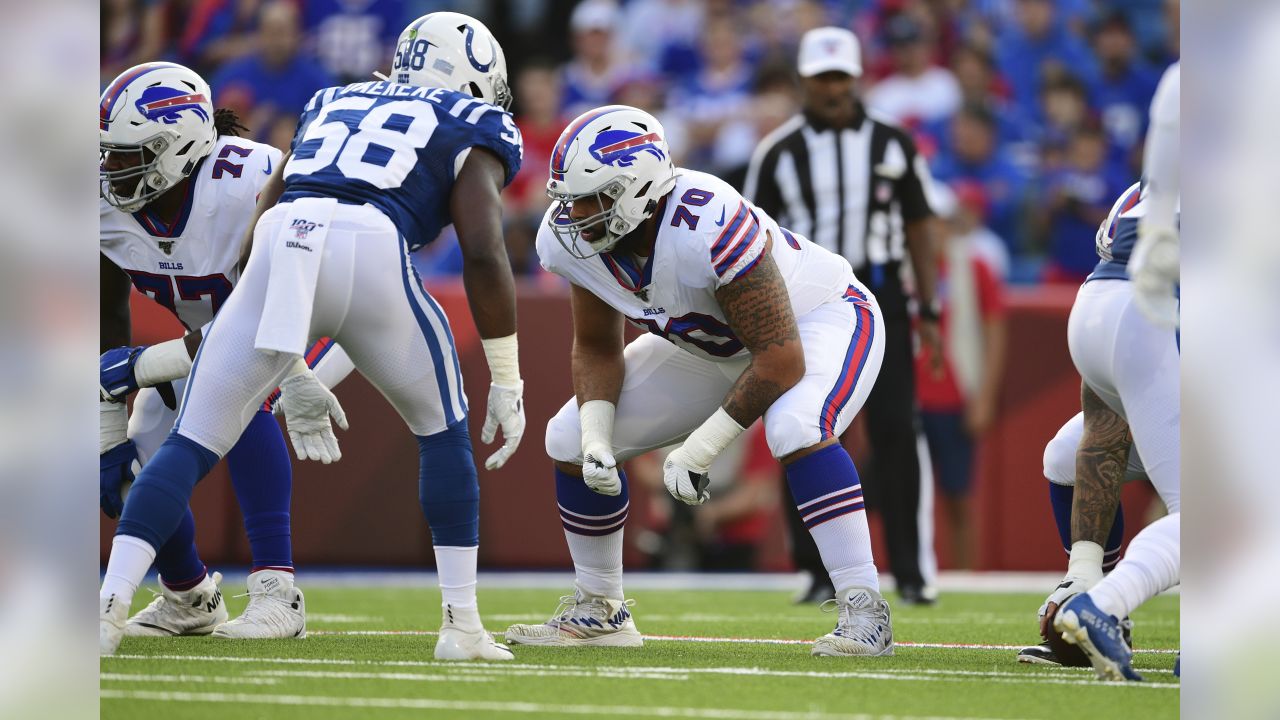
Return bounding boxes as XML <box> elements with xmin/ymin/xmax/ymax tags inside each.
<box><xmin>100</xmin><ymin>281</ymin><xmax>1158</xmax><ymax>572</ymax></box>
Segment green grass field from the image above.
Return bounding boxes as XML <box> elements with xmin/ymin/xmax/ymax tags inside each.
<box><xmin>101</xmin><ymin>581</ymin><xmax>1179</xmax><ymax>719</ymax></box>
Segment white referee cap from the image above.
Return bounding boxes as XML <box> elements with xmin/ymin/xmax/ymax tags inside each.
<box><xmin>798</xmin><ymin>27</ymin><xmax>862</xmax><ymax>78</ymax></box>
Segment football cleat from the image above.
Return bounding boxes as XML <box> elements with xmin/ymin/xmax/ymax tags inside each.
<box><xmin>434</xmin><ymin>604</ymin><xmax>514</xmax><ymax>661</ymax></box>
<box><xmin>1053</xmin><ymin>593</ymin><xmax>1143</xmax><ymax>681</ymax></box>
<box><xmin>1022</xmin><ymin>615</ymin><xmax>1133</xmax><ymax>667</ymax></box>
<box><xmin>1016</xmin><ymin>643</ymin><xmax>1062</xmax><ymax>666</ymax></box>
<box><xmin>812</xmin><ymin>587</ymin><xmax>895</xmax><ymax>657</ymax></box>
<box><xmin>504</xmin><ymin>586</ymin><xmax>643</xmax><ymax>647</ymax></box>
<box><xmin>100</xmin><ymin>593</ymin><xmax>128</xmax><ymax>656</ymax></box>
<box><xmin>211</xmin><ymin>569</ymin><xmax>306</xmax><ymax>639</ymax></box>
<box><xmin>125</xmin><ymin>571</ymin><xmax>227</xmax><ymax>637</ymax></box>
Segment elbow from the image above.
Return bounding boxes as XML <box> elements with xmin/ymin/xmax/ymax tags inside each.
<box><xmin>758</xmin><ymin>347</ymin><xmax>805</xmax><ymax>391</ymax></box>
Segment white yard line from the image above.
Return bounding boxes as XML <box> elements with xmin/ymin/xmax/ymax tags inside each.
<box><xmin>99</xmin><ymin>688</ymin><xmax>1024</xmax><ymax>719</ymax></box>
<box><xmin>308</xmin><ymin>614</ymin><xmax>386</xmax><ymax>624</ymax></box>
<box><xmin>104</xmin><ymin>654</ymin><xmax>1178</xmax><ymax>688</ymax></box>
<box><xmin>100</xmin><ymin>672</ymin><xmax>280</xmax><ymax>685</ymax></box>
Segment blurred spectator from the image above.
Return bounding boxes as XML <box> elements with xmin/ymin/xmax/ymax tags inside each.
<box><xmin>668</xmin><ymin>18</ymin><xmax>755</xmax><ymax>171</ymax></box>
<box><xmin>612</xmin><ymin>72</ymin><xmax>689</xmax><ymax>168</ymax></box>
<box><xmin>915</xmin><ymin>181</ymin><xmax>1008</xmax><ymax>570</ymax></box>
<box><xmin>931</xmin><ymin>103</ymin><xmax>1026</xmax><ymax>254</ymax></box>
<box><xmin>618</xmin><ymin>0</ymin><xmax>705</xmax><ymax>74</ymax></box>
<box><xmin>211</xmin><ymin>0</ymin><xmax>335</xmax><ymax>150</ymax></box>
<box><xmin>995</xmin><ymin>0</ymin><xmax>1097</xmax><ymax>124</ymax></box>
<box><xmin>1038</xmin><ymin>75</ymin><xmax>1091</xmax><ymax>153</ymax></box>
<box><xmin>1089</xmin><ymin>11</ymin><xmax>1162</xmax><ymax>172</ymax></box>
<box><xmin>182</xmin><ymin>0</ymin><xmax>263</xmax><ymax>72</ymax></box>
<box><xmin>560</xmin><ymin>0</ymin><xmax>628</xmax><ymax>119</ymax></box>
<box><xmin>1038</xmin><ymin>126</ymin><xmax>1130</xmax><ymax>283</ymax></box>
<box><xmin>304</xmin><ymin>0</ymin><xmax>402</xmax><ymax>84</ymax></box>
<box><xmin>102</xmin><ymin>0</ymin><xmax>150</xmax><ymax>81</ymax></box>
<box><xmin>865</xmin><ymin>14</ymin><xmax>962</xmax><ymax>128</ymax></box>
<box><xmin>505</xmin><ymin>62</ymin><xmax>565</xmax><ymax>275</ymax></box>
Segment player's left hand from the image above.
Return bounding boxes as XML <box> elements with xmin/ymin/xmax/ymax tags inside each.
<box><xmin>663</xmin><ymin>445</ymin><xmax>712</xmax><ymax>505</ymax></box>
<box><xmin>481</xmin><ymin>381</ymin><xmax>525</xmax><ymax>470</ymax></box>
<box><xmin>99</xmin><ymin>346</ymin><xmax>145</xmax><ymax>403</ymax></box>
<box><xmin>100</xmin><ymin>439</ymin><xmax>139</xmax><ymax>519</ymax></box>
<box><xmin>277</xmin><ymin>368</ymin><xmax>348</xmax><ymax>464</ymax></box>
<box><xmin>1129</xmin><ymin>224</ymin><xmax>1180</xmax><ymax>328</ymax></box>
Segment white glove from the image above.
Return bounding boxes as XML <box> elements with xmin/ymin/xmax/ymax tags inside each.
<box><xmin>579</xmin><ymin>400</ymin><xmax>621</xmax><ymax>496</ymax></box>
<box><xmin>276</xmin><ymin>366</ymin><xmax>348</xmax><ymax>464</ymax></box>
<box><xmin>1129</xmin><ymin>224</ymin><xmax>1180</xmax><ymax>328</ymax></box>
<box><xmin>481</xmin><ymin>381</ymin><xmax>525</xmax><ymax>470</ymax></box>
<box><xmin>663</xmin><ymin>445</ymin><xmax>712</xmax><ymax>505</ymax></box>
<box><xmin>1038</xmin><ymin>541</ymin><xmax>1104</xmax><ymax>638</ymax></box>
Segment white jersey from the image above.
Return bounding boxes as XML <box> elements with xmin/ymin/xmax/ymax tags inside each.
<box><xmin>537</xmin><ymin>169</ymin><xmax>866</xmax><ymax>362</ymax></box>
<box><xmin>100</xmin><ymin>136</ymin><xmax>282</xmax><ymax>332</ymax></box>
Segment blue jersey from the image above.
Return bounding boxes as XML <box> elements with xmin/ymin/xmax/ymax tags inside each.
<box><xmin>280</xmin><ymin>81</ymin><xmax>523</xmax><ymax>251</ymax></box>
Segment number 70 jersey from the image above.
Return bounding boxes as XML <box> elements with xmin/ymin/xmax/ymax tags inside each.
<box><xmin>280</xmin><ymin>81</ymin><xmax>523</xmax><ymax>252</ymax></box>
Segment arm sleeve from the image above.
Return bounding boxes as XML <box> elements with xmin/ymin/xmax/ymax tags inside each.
<box><xmin>1142</xmin><ymin>63</ymin><xmax>1180</xmax><ymax>232</ymax></box>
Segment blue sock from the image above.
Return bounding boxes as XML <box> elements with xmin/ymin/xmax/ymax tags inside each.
<box><xmin>224</xmin><ymin>410</ymin><xmax>294</xmax><ymax>571</ymax></box>
<box><xmin>117</xmin><ymin>433</ymin><xmax>219</xmax><ymax>551</ymax></box>
<box><xmin>417</xmin><ymin>419</ymin><xmax>479</xmax><ymax>547</ymax></box>
<box><xmin>555</xmin><ymin>466</ymin><xmax>629</xmax><ymax>535</ymax></box>
<box><xmin>1048</xmin><ymin>482</ymin><xmax>1125</xmax><ymax>571</ymax></box>
<box><xmin>783</xmin><ymin>444</ymin><xmax>875</xmax><ymax>591</ymax></box>
<box><xmin>151</xmin><ymin>506</ymin><xmax>206</xmax><ymax>590</ymax></box>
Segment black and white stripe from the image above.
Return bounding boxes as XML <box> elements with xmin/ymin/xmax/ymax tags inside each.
<box><xmin>743</xmin><ymin>110</ymin><xmax>934</xmax><ymax>278</ymax></box>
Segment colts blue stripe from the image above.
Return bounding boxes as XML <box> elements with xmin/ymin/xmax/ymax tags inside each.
<box><xmin>399</xmin><ymin>238</ymin><xmax>461</xmax><ymax>426</ymax></box>
<box><xmin>414</xmin><ymin>270</ymin><xmax>468</xmax><ymax>418</ymax></box>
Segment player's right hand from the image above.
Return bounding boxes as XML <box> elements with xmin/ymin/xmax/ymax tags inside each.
<box><xmin>1038</xmin><ymin>575</ymin><xmax>1090</xmax><ymax>640</ymax></box>
<box><xmin>99</xmin><ymin>346</ymin><xmax>145</xmax><ymax>403</ymax></box>
<box><xmin>100</xmin><ymin>439</ymin><xmax>139</xmax><ymax>519</ymax></box>
<box><xmin>481</xmin><ymin>381</ymin><xmax>525</xmax><ymax>470</ymax></box>
<box><xmin>277</xmin><ymin>368</ymin><xmax>348</xmax><ymax>464</ymax></box>
<box><xmin>581</xmin><ymin>443</ymin><xmax>622</xmax><ymax>496</ymax></box>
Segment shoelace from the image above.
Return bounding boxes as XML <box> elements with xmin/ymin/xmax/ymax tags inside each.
<box><xmin>548</xmin><ymin>594</ymin><xmax>635</xmax><ymax>628</ymax></box>
<box><xmin>227</xmin><ymin>589</ymin><xmax>295</xmax><ymax>633</ymax></box>
<box><xmin>819</xmin><ymin>596</ymin><xmax>888</xmax><ymax>645</ymax></box>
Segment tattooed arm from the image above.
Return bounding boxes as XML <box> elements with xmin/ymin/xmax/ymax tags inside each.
<box><xmin>715</xmin><ymin>241</ymin><xmax>806</xmax><ymax>426</ymax></box>
<box><xmin>570</xmin><ymin>282</ymin><xmax>626</xmax><ymax>406</ymax></box>
<box><xmin>1071</xmin><ymin>382</ymin><xmax>1133</xmax><ymax>545</ymax></box>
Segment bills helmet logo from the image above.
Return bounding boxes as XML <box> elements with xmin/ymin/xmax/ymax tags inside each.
<box><xmin>588</xmin><ymin>129</ymin><xmax>666</xmax><ymax>168</ymax></box>
<box><xmin>135</xmin><ymin>86</ymin><xmax>210</xmax><ymax>125</ymax></box>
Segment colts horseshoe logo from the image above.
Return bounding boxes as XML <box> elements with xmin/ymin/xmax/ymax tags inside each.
<box><xmin>461</xmin><ymin>24</ymin><xmax>496</xmax><ymax>73</ymax></box>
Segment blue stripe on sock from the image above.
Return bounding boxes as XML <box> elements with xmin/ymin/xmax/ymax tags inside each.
<box><xmin>555</xmin><ymin>466</ymin><xmax>628</xmax><ymax>536</ymax></box>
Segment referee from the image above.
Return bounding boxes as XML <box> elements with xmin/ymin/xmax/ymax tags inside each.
<box><xmin>744</xmin><ymin>27</ymin><xmax>942</xmax><ymax>605</ymax></box>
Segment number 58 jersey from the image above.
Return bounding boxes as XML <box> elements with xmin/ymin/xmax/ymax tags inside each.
<box><xmin>100</xmin><ymin>136</ymin><xmax>282</xmax><ymax>332</ymax></box>
<box><xmin>280</xmin><ymin>81</ymin><xmax>523</xmax><ymax>252</ymax></box>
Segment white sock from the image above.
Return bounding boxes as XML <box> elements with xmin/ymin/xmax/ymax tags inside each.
<box><xmin>565</xmin><ymin>529</ymin><xmax>624</xmax><ymax>599</ymax></box>
<box><xmin>812</xmin><ymin>511</ymin><xmax>879</xmax><ymax>593</ymax></box>
<box><xmin>100</xmin><ymin>535</ymin><xmax>157</xmax><ymax>607</ymax></box>
<box><xmin>434</xmin><ymin>545</ymin><xmax>478</xmax><ymax>609</ymax></box>
<box><xmin>1090</xmin><ymin>513</ymin><xmax>1180</xmax><ymax>619</ymax></box>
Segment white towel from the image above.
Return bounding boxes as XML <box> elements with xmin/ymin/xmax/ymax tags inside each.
<box><xmin>254</xmin><ymin>197</ymin><xmax>337</xmax><ymax>355</ymax></box>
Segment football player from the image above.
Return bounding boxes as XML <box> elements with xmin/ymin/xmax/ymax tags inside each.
<box><xmin>100</xmin><ymin>61</ymin><xmax>354</xmax><ymax>639</ymax></box>
<box><xmin>99</xmin><ymin>14</ymin><xmax>526</xmax><ymax>660</ymax></box>
<box><xmin>504</xmin><ymin>106</ymin><xmax>893</xmax><ymax>657</ymax></box>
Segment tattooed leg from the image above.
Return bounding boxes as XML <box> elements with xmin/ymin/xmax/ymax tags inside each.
<box><xmin>1072</xmin><ymin>382</ymin><xmax>1133</xmax><ymax>547</ymax></box>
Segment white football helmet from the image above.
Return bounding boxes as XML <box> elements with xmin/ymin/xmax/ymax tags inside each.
<box><xmin>390</xmin><ymin>12</ymin><xmax>511</xmax><ymax>110</ymax></box>
<box><xmin>99</xmin><ymin>62</ymin><xmax>217</xmax><ymax>212</ymax></box>
<box><xmin>546</xmin><ymin>105</ymin><xmax>677</xmax><ymax>258</ymax></box>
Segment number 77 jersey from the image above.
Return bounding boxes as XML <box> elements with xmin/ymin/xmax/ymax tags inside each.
<box><xmin>100</xmin><ymin>136</ymin><xmax>282</xmax><ymax>332</ymax></box>
<box><xmin>280</xmin><ymin>81</ymin><xmax>523</xmax><ymax>251</ymax></box>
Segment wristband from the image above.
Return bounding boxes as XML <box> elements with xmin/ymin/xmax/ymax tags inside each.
<box><xmin>1067</xmin><ymin>541</ymin><xmax>1105</xmax><ymax>588</ymax></box>
<box><xmin>100</xmin><ymin>400</ymin><xmax>128</xmax><ymax>454</ymax></box>
<box><xmin>679</xmin><ymin>408</ymin><xmax>746</xmax><ymax>472</ymax></box>
<box><xmin>134</xmin><ymin>337</ymin><xmax>193</xmax><ymax>387</ymax></box>
<box><xmin>579</xmin><ymin>400</ymin><xmax>615</xmax><ymax>451</ymax></box>
<box><xmin>481</xmin><ymin>334</ymin><xmax>521</xmax><ymax>387</ymax></box>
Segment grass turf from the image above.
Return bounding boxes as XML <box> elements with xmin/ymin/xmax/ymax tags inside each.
<box><xmin>101</xmin><ymin>584</ymin><xmax>1179</xmax><ymax>719</ymax></box>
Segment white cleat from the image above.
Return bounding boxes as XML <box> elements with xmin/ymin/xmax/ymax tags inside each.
<box><xmin>504</xmin><ymin>587</ymin><xmax>643</xmax><ymax>647</ymax></box>
<box><xmin>100</xmin><ymin>593</ymin><xmax>128</xmax><ymax>656</ymax></box>
<box><xmin>211</xmin><ymin>569</ymin><xmax>306</xmax><ymax>639</ymax></box>
<box><xmin>812</xmin><ymin>586</ymin><xmax>895</xmax><ymax>657</ymax></box>
<box><xmin>125</xmin><ymin>571</ymin><xmax>227</xmax><ymax>637</ymax></box>
<box><xmin>434</xmin><ymin>604</ymin><xmax>514</xmax><ymax>661</ymax></box>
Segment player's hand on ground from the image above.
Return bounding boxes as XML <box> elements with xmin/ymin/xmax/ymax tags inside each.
<box><xmin>277</xmin><ymin>368</ymin><xmax>348</xmax><ymax>464</ymax></box>
<box><xmin>581</xmin><ymin>444</ymin><xmax>621</xmax><ymax>496</ymax></box>
<box><xmin>481</xmin><ymin>381</ymin><xmax>525</xmax><ymax>470</ymax></box>
<box><xmin>1038</xmin><ymin>575</ymin><xmax>1090</xmax><ymax>640</ymax></box>
<box><xmin>663</xmin><ymin>445</ymin><xmax>712</xmax><ymax>505</ymax></box>
<box><xmin>1129</xmin><ymin>224</ymin><xmax>1179</xmax><ymax>328</ymax></box>
<box><xmin>100</xmin><ymin>439</ymin><xmax>139</xmax><ymax>519</ymax></box>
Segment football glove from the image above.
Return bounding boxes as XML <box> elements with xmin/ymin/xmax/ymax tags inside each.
<box><xmin>1129</xmin><ymin>223</ymin><xmax>1180</xmax><ymax>328</ymax></box>
<box><xmin>582</xmin><ymin>443</ymin><xmax>622</xmax><ymax>496</ymax></box>
<box><xmin>100</xmin><ymin>346</ymin><xmax>178</xmax><ymax>408</ymax></box>
<box><xmin>663</xmin><ymin>445</ymin><xmax>712</xmax><ymax>506</ymax></box>
<box><xmin>1038</xmin><ymin>575</ymin><xmax>1091</xmax><ymax>640</ymax></box>
<box><xmin>276</xmin><ymin>368</ymin><xmax>348</xmax><ymax>464</ymax></box>
<box><xmin>100</xmin><ymin>439</ymin><xmax>139</xmax><ymax>519</ymax></box>
<box><xmin>481</xmin><ymin>381</ymin><xmax>525</xmax><ymax>470</ymax></box>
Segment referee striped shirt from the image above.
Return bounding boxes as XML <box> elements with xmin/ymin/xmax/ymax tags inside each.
<box><xmin>743</xmin><ymin>108</ymin><xmax>936</xmax><ymax>295</ymax></box>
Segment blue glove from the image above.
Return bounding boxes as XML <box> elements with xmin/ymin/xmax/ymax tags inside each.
<box><xmin>100</xmin><ymin>346</ymin><xmax>177</xmax><ymax>408</ymax></box>
<box><xmin>99</xmin><ymin>346</ymin><xmax>145</xmax><ymax>403</ymax></box>
<box><xmin>100</xmin><ymin>439</ymin><xmax>138</xmax><ymax>519</ymax></box>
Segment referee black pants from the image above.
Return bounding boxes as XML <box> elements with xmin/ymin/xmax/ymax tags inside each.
<box><xmin>783</xmin><ymin>308</ymin><xmax>926</xmax><ymax>591</ymax></box>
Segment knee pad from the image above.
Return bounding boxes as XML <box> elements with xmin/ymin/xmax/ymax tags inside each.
<box><xmin>1043</xmin><ymin>415</ymin><xmax>1083</xmax><ymax>487</ymax></box>
<box><xmin>763</xmin><ymin>406</ymin><xmax>817</xmax><ymax>460</ymax></box>
<box><xmin>544</xmin><ymin>405</ymin><xmax>583</xmax><ymax>464</ymax></box>
<box><xmin>417</xmin><ymin>419</ymin><xmax>479</xmax><ymax>547</ymax></box>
